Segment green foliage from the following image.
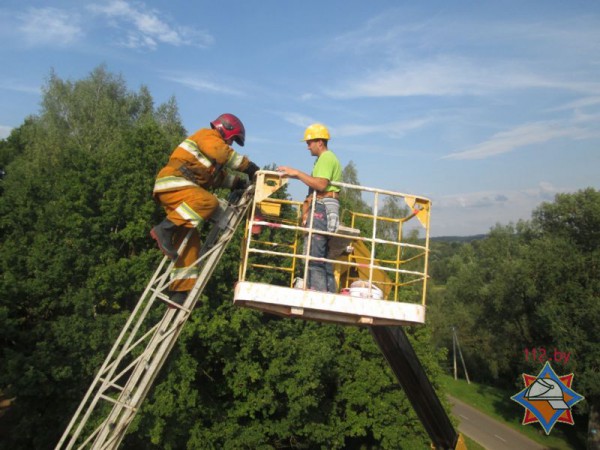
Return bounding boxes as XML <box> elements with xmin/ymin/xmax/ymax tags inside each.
<box><xmin>527</xmin><ymin>191</ymin><xmax>600</xmax><ymax>404</ymax></box>
<box><xmin>428</xmin><ymin>240</ymin><xmax>467</xmax><ymax>284</ymax></box>
<box><xmin>531</xmin><ymin>187</ymin><xmax>600</xmax><ymax>252</ymax></box>
<box><xmin>127</xmin><ymin>310</ymin><xmax>436</xmax><ymax>449</ymax></box>
<box><xmin>0</xmin><ymin>67</ymin><xmax>448</xmax><ymax>449</ymax></box>
<box><xmin>0</xmin><ymin>66</ymin><xmax>185</xmax><ymax>448</ymax></box>
<box><xmin>428</xmin><ymin>188</ymin><xmax>600</xmax><ymax>438</ymax></box>
<box><xmin>339</xmin><ymin>160</ymin><xmax>370</xmax><ymax>222</ymax></box>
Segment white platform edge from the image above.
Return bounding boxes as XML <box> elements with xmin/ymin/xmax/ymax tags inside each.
<box><xmin>233</xmin><ymin>281</ymin><xmax>426</xmax><ymax>326</ymax></box>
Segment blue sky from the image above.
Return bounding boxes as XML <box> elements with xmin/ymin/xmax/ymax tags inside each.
<box><xmin>1</xmin><ymin>0</ymin><xmax>599</xmax><ymax>236</ymax></box>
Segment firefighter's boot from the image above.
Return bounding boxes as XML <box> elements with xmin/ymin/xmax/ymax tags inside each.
<box><xmin>165</xmin><ymin>290</ymin><xmax>188</xmax><ymax>309</ymax></box>
<box><xmin>150</xmin><ymin>218</ymin><xmax>179</xmax><ymax>259</ymax></box>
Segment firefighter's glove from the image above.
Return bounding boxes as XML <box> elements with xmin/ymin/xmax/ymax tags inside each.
<box><xmin>232</xmin><ymin>176</ymin><xmax>250</xmax><ymax>191</ymax></box>
<box><xmin>244</xmin><ymin>161</ymin><xmax>260</xmax><ymax>180</ymax></box>
<box><xmin>228</xmin><ymin>189</ymin><xmax>245</xmax><ymax>204</ymax></box>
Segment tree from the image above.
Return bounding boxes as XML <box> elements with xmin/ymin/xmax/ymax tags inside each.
<box><xmin>0</xmin><ymin>67</ymin><xmax>449</xmax><ymax>449</ymax></box>
<box><xmin>530</xmin><ymin>189</ymin><xmax>600</xmax><ymax>447</ymax></box>
<box><xmin>429</xmin><ymin>189</ymin><xmax>599</xmax><ymax>447</ymax></box>
<box><xmin>0</xmin><ymin>66</ymin><xmax>185</xmax><ymax>449</ymax></box>
<box><xmin>531</xmin><ymin>188</ymin><xmax>600</xmax><ymax>253</ymax></box>
<box><xmin>340</xmin><ymin>160</ymin><xmax>369</xmax><ymax>217</ymax></box>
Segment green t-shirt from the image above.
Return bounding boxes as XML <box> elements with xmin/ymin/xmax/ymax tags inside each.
<box><xmin>311</xmin><ymin>150</ymin><xmax>342</xmax><ymax>193</ymax></box>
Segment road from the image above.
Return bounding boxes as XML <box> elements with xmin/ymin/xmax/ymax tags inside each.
<box><xmin>449</xmin><ymin>396</ymin><xmax>546</xmax><ymax>450</ymax></box>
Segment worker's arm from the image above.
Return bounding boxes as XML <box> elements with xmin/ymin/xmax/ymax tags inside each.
<box><xmin>277</xmin><ymin>166</ymin><xmax>329</xmax><ymax>192</ymax></box>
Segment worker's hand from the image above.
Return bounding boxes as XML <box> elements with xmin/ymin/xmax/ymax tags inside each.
<box><xmin>276</xmin><ymin>166</ymin><xmax>300</xmax><ymax>178</ymax></box>
<box><xmin>244</xmin><ymin>161</ymin><xmax>260</xmax><ymax>180</ymax></box>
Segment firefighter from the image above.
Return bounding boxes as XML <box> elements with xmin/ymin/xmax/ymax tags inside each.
<box><xmin>151</xmin><ymin>113</ymin><xmax>259</xmax><ymax>305</ymax></box>
<box><xmin>277</xmin><ymin>123</ymin><xmax>342</xmax><ymax>293</ymax></box>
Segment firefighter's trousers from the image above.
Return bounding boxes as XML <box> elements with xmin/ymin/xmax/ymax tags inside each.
<box><xmin>154</xmin><ymin>186</ymin><xmax>219</xmax><ymax>291</ymax></box>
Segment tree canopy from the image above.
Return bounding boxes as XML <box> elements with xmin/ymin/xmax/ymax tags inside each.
<box><xmin>2</xmin><ymin>65</ymin><xmax>596</xmax><ymax>449</ymax></box>
<box><xmin>0</xmin><ymin>67</ymin><xmax>445</xmax><ymax>449</ymax></box>
<box><xmin>428</xmin><ymin>188</ymin><xmax>599</xmax><ymax>446</ymax></box>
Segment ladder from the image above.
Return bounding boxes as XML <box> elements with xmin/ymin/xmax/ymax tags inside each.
<box><xmin>55</xmin><ymin>187</ymin><xmax>254</xmax><ymax>450</ymax></box>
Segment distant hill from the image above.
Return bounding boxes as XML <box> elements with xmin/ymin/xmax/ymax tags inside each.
<box><xmin>430</xmin><ymin>234</ymin><xmax>487</xmax><ymax>243</ymax></box>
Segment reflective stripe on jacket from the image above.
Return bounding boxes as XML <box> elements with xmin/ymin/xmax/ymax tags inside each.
<box><xmin>154</xmin><ymin>128</ymin><xmax>250</xmax><ymax>194</ymax></box>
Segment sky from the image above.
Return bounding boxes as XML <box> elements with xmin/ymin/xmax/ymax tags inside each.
<box><xmin>0</xmin><ymin>0</ymin><xmax>599</xmax><ymax>237</ymax></box>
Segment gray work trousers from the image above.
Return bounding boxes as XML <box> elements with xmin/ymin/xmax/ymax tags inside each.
<box><xmin>304</xmin><ymin>199</ymin><xmax>339</xmax><ymax>293</ymax></box>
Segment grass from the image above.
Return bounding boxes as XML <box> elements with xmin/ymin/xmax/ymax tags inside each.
<box><xmin>441</xmin><ymin>374</ymin><xmax>586</xmax><ymax>450</ymax></box>
<box><xmin>462</xmin><ymin>435</ymin><xmax>485</xmax><ymax>450</ymax></box>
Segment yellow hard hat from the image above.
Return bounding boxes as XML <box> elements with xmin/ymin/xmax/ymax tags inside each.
<box><xmin>303</xmin><ymin>123</ymin><xmax>330</xmax><ymax>141</ymax></box>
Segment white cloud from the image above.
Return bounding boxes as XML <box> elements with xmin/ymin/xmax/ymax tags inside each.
<box><xmin>443</xmin><ymin>121</ymin><xmax>596</xmax><ymax>160</ymax></box>
<box><xmin>435</xmin><ymin>184</ymin><xmax>554</xmax><ymax>210</ymax></box>
<box><xmin>430</xmin><ymin>182</ymin><xmax>563</xmax><ymax>236</ymax></box>
<box><xmin>330</xmin><ymin>11</ymin><xmax>600</xmax><ymax>63</ymax></box>
<box><xmin>0</xmin><ymin>125</ymin><xmax>12</xmax><ymax>139</ymax></box>
<box><xmin>326</xmin><ymin>57</ymin><xmax>484</xmax><ymax>98</ymax></box>
<box><xmin>550</xmin><ymin>96</ymin><xmax>600</xmax><ymax>112</ymax></box>
<box><xmin>323</xmin><ymin>11</ymin><xmax>600</xmax><ymax>100</ymax></box>
<box><xmin>299</xmin><ymin>93</ymin><xmax>316</xmax><ymax>101</ymax></box>
<box><xmin>279</xmin><ymin>115</ymin><xmax>430</xmax><ymax>141</ymax></box>
<box><xmin>161</xmin><ymin>73</ymin><xmax>243</xmax><ymax>96</ymax></box>
<box><xmin>17</xmin><ymin>7</ymin><xmax>83</xmax><ymax>47</ymax></box>
<box><xmin>326</xmin><ymin>56</ymin><xmax>600</xmax><ymax>99</ymax></box>
<box><xmin>89</xmin><ymin>0</ymin><xmax>213</xmax><ymax>50</ymax></box>
<box><xmin>335</xmin><ymin>118</ymin><xmax>430</xmax><ymax>139</ymax></box>
<box><xmin>281</xmin><ymin>113</ymin><xmax>316</xmax><ymax>128</ymax></box>
<box><xmin>0</xmin><ymin>80</ymin><xmax>40</xmax><ymax>95</ymax></box>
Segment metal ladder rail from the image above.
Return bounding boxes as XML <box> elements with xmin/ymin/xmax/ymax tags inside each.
<box><xmin>55</xmin><ymin>244</ymin><xmax>182</xmax><ymax>450</ymax></box>
<box><xmin>60</xmin><ymin>191</ymin><xmax>252</xmax><ymax>450</ymax></box>
<box><xmin>93</xmin><ymin>191</ymin><xmax>253</xmax><ymax>449</ymax></box>
<box><xmin>56</xmin><ymin>188</ymin><xmax>254</xmax><ymax>450</ymax></box>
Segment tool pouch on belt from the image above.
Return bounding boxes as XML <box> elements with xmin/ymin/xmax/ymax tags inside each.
<box><xmin>302</xmin><ymin>191</ymin><xmax>339</xmax><ymax>226</ymax></box>
<box><xmin>177</xmin><ymin>163</ymin><xmax>198</xmax><ymax>183</ymax></box>
<box><xmin>301</xmin><ymin>196</ymin><xmax>312</xmax><ymax>226</ymax></box>
<box><xmin>176</xmin><ymin>162</ymin><xmax>223</xmax><ymax>188</ymax></box>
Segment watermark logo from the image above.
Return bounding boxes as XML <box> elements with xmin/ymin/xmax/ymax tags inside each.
<box><xmin>511</xmin><ymin>361</ymin><xmax>584</xmax><ymax>434</ymax></box>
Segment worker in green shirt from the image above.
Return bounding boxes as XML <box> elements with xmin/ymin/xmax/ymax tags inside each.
<box><xmin>277</xmin><ymin>123</ymin><xmax>342</xmax><ymax>292</ymax></box>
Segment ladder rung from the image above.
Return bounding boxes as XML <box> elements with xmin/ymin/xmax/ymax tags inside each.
<box><xmin>55</xmin><ymin>189</ymin><xmax>254</xmax><ymax>450</ymax></box>
<box><xmin>97</xmin><ymin>378</ymin><xmax>124</xmax><ymax>393</ymax></box>
<box><xmin>98</xmin><ymin>393</ymin><xmax>138</xmax><ymax>412</ymax></box>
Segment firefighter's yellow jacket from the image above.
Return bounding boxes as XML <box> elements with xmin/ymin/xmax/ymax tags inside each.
<box><xmin>153</xmin><ymin>128</ymin><xmax>251</xmax><ymax>194</ymax></box>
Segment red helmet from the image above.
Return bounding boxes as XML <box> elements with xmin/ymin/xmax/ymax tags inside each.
<box><xmin>211</xmin><ymin>113</ymin><xmax>245</xmax><ymax>146</ymax></box>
